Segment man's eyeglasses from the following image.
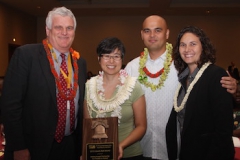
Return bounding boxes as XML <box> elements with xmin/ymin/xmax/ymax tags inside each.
<box><xmin>53</xmin><ymin>26</ymin><xmax>74</xmax><ymax>32</ymax></box>
<box><xmin>101</xmin><ymin>54</ymin><xmax>122</xmax><ymax>61</ymax></box>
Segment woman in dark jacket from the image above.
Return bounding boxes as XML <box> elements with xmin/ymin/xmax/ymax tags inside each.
<box><xmin>166</xmin><ymin>26</ymin><xmax>234</xmax><ymax>160</ymax></box>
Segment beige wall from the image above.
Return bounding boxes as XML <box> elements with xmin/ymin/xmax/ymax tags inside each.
<box><xmin>167</xmin><ymin>16</ymin><xmax>240</xmax><ymax>72</ymax></box>
<box><xmin>1</xmin><ymin>2</ymin><xmax>239</xmax><ymax>76</ymax></box>
<box><xmin>37</xmin><ymin>16</ymin><xmax>145</xmax><ymax>74</ymax></box>
<box><xmin>38</xmin><ymin>15</ymin><xmax>240</xmax><ymax>75</ymax></box>
<box><xmin>0</xmin><ymin>3</ymin><xmax>37</xmax><ymax>76</ymax></box>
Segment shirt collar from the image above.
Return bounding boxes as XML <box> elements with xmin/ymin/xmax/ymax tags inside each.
<box><xmin>179</xmin><ymin>66</ymin><xmax>200</xmax><ymax>82</ymax></box>
<box><xmin>53</xmin><ymin>48</ymin><xmax>70</xmax><ymax>60</ymax></box>
<box><xmin>147</xmin><ymin>49</ymin><xmax>168</xmax><ymax>62</ymax></box>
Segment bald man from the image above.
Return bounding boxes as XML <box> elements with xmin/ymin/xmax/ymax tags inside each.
<box><xmin>125</xmin><ymin>15</ymin><xmax>237</xmax><ymax>160</ymax></box>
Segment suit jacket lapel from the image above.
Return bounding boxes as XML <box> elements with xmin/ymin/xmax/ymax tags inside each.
<box><xmin>39</xmin><ymin>46</ymin><xmax>57</xmax><ymax>107</ymax></box>
<box><xmin>181</xmin><ymin>85</ymin><xmax>198</xmax><ymax>136</ymax></box>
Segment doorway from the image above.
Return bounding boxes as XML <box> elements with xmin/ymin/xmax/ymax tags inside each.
<box><xmin>8</xmin><ymin>44</ymin><xmax>21</xmax><ymax>62</ymax></box>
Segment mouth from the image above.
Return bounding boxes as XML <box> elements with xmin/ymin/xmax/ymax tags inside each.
<box><xmin>149</xmin><ymin>39</ymin><xmax>157</xmax><ymax>43</ymax></box>
<box><xmin>58</xmin><ymin>36</ymin><xmax>69</xmax><ymax>40</ymax></box>
<box><xmin>106</xmin><ymin>65</ymin><xmax>116</xmax><ymax>69</ymax></box>
<box><xmin>184</xmin><ymin>54</ymin><xmax>194</xmax><ymax>58</ymax></box>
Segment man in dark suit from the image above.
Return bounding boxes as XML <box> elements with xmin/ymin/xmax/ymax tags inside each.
<box><xmin>0</xmin><ymin>6</ymin><xmax>86</xmax><ymax>160</ymax></box>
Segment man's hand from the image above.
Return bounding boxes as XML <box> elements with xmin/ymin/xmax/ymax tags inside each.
<box><xmin>221</xmin><ymin>71</ymin><xmax>237</xmax><ymax>94</ymax></box>
<box><xmin>14</xmin><ymin>149</ymin><xmax>30</xmax><ymax>160</ymax></box>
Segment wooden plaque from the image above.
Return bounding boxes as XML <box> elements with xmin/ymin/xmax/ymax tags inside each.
<box><xmin>82</xmin><ymin>117</ymin><xmax>118</xmax><ymax>160</ymax></box>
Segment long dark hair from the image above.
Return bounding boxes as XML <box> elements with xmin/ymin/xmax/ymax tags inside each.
<box><xmin>173</xmin><ymin>26</ymin><xmax>216</xmax><ymax>75</ymax></box>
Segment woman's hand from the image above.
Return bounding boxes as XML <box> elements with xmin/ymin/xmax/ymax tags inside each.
<box><xmin>118</xmin><ymin>144</ymin><xmax>123</xmax><ymax>160</ymax></box>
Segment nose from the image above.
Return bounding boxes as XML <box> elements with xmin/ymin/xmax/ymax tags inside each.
<box><xmin>109</xmin><ymin>56</ymin><xmax>114</xmax><ymax>62</ymax></box>
<box><xmin>61</xmin><ymin>28</ymin><xmax>67</xmax><ymax>35</ymax></box>
<box><xmin>184</xmin><ymin>45</ymin><xmax>190</xmax><ymax>52</ymax></box>
<box><xmin>149</xmin><ymin>30</ymin><xmax>155</xmax><ymax>37</ymax></box>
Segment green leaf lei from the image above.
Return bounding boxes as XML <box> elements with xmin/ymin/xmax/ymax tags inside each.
<box><xmin>138</xmin><ymin>42</ymin><xmax>173</xmax><ymax>91</ymax></box>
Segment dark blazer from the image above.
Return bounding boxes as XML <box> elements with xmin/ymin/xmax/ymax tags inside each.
<box><xmin>0</xmin><ymin>43</ymin><xmax>87</xmax><ymax>160</ymax></box>
<box><xmin>166</xmin><ymin>64</ymin><xmax>235</xmax><ymax>160</ymax></box>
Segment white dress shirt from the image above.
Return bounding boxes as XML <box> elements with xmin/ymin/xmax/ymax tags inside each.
<box><xmin>125</xmin><ymin>50</ymin><xmax>178</xmax><ymax>159</ymax></box>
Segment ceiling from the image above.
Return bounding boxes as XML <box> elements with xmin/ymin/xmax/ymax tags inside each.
<box><xmin>0</xmin><ymin>0</ymin><xmax>240</xmax><ymax>17</ymax></box>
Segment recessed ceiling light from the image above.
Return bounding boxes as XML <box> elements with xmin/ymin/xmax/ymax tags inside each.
<box><xmin>206</xmin><ymin>10</ymin><xmax>210</xmax><ymax>14</ymax></box>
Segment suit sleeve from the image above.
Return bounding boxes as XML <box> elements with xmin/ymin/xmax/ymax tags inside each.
<box><xmin>207</xmin><ymin>68</ymin><xmax>235</xmax><ymax>159</ymax></box>
<box><xmin>76</xmin><ymin>57</ymin><xmax>87</xmax><ymax>157</ymax></box>
<box><xmin>1</xmin><ymin>46</ymin><xmax>30</xmax><ymax>151</ymax></box>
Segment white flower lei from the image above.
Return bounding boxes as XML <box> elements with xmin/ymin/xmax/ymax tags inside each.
<box><xmin>86</xmin><ymin>69</ymin><xmax>137</xmax><ymax>124</ymax></box>
<box><xmin>173</xmin><ymin>62</ymin><xmax>211</xmax><ymax>112</ymax></box>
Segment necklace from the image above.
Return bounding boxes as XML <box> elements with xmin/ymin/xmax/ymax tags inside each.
<box><xmin>97</xmin><ymin>69</ymin><xmax>128</xmax><ymax>99</ymax></box>
<box><xmin>86</xmin><ymin>70</ymin><xmax>137</xmax><ymax>124</ymax></box>
<box><xmin>143</xmin><ymin>65</ymin><xmax>164</xmax><ymax>78</ymax></box>
<box><xmin>173</xmin><ymin>62</ymin><xmax>211</xmax><ymax>112</ymax></box>
<box><xmin>42</xmin><ymin>39</ymin><xmax>80</xmax><ymax>100</ymax></box>
<box><xmin>138</xmin><ymin>42</ymin><xmax>173</xmax><ymax>91</ymax></box>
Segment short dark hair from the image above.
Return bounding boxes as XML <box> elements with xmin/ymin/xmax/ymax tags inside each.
<box><xmin>173</xmin><ymin>26</ymin><xmax>216</xmax><ymax>75</ymax></box>
<box><xmin>96</xmin><ymin>37</ymin><xmax>125</xmax><ymax>58</ymax></box>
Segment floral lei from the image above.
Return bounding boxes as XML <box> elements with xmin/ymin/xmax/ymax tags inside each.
<box><xmin>174</xmin><ymin>62</ymin><xmax>211</xmax><ymax>112</ymax></box>
<box><xmin>42</xmin><ymin>39</ymin><xmax>80</xmax><ymax>100</ymax></box>
<box><xmin>138</xmin><ymin>42</ymin><xmax>173</xmax><ymax>91</ymax></box>
<box><xmin>86</xmin><ymin>70</ymin><xmax>137</xmax><ymax>124</ymax></box>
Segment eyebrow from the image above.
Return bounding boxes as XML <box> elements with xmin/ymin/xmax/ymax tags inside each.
<box><xmin>111</xmin><ymin>52</ymin><xmax>121</xmax><ymax>55</ymax></box>
<box><xmin>180</xmin><ymin>41</ymin><xmax>198</xmax><ymax>44</ymax></box>
<box><xmin>142</xmin><ymin>27</ymin><xmax>162</xmax><ymax>31</ymax></box>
